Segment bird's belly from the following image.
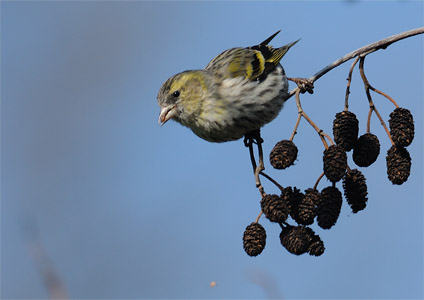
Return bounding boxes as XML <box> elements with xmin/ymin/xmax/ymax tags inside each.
<box><xmin>192</xmin><ymin>98</ymin><xmax>285</xmax><ymax>143</ymax></box>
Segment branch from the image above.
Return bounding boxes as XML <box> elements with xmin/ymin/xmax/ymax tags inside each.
<box><xmin>288</xmin><ymin>27</ymin><xmax>424</xmax><ymax>99</ymax></box>
<box><xmin>344</xmin><ymin>56</ymin><xmax>360</xmax><ymax>111</ymax></box>
<box><xmin>294</xmin><ymin>90</ymin><xmax>331</xmax><ymax>148</ymax></box>
<box><xmin>359</xmin><ymin>57</ymin><xmax>394</xmax><ymax>145</ymax></box>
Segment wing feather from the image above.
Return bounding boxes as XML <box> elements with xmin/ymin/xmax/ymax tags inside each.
<box><xmin>205</xmin><ymin>32</ymin><xmax>299</xmax><ymax>82</ymax></box>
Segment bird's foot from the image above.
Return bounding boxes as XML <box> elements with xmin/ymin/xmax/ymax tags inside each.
<box><xmin>244</xmin><ymin>129</ymin><xmax>263</xmax><ymax>146</ymax></box>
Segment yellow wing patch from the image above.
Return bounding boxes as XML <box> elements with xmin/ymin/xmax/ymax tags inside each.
<box><xmin>250</xmin><ymin>50</ymin><xmax>265</xmax><ymax>79</ymax></box>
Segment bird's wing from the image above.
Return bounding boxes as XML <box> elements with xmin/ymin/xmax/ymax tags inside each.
<box><xmin>205</xmin><ymin>31</ymin><xmax>299</xmax><ymax>82</ymax></box>
<box><xmin>249</xmin><ymin>38</ymin><xmax>300</xmax><ymax>81</ymax></box>
<box><xmin>205</xmin><ymin>47</ymin><xmax>264</xmax><ymax>80</ymax></box>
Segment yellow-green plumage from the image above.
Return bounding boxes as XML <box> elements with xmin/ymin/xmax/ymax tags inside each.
<box><xmin>157</xmin><ymin>31</ymin><xmax>298</xmax><ymax>142</ymax></box>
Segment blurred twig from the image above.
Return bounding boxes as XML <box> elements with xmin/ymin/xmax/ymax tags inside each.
<box><xmin>246</xmin><ymin>268</ymin><xmax>284</xmax><ymax>299</ymax></box>
<box><xmin>22</xmin><ymin>215</ymin><xmax>69</xmax><ymax>299</ymax></box>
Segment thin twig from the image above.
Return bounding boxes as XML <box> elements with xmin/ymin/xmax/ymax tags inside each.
<box><xmin>260</xmin><ymin>171</ymin><xmax>285</xmax><ymax>192</ymax></box>
<box><xmin>313</xmin><ymin>172</ymin><xmax>325</xmax><ymax>190</ymax></box>
<box><xmin>294</xmin><ymin>89</ymin><xmax>303</xmax><ymax>113</ymax></box>
<box><xmin>289</xmin><ymin>113</ymin><xmax>302</xmax><ymax>141</ymax></box>
<box><xmin>367</xmin><ymin>105</ymin><xmax>373</xmax><ymax>133</ymax></box>
<box><xmin>287</xmin><ymin>27</ymin><xmax>424</xmax><ymax>99</ymax></box>
<box><xmin>370</xmin><ymin>86</ymin><xmax>399</xmax><ymax>108</ymax></box>
<box><xmin>321</xmin><ymin>131</ymin><xmax>334</xmax><ymax>146</ymax></box>
<box><xmin>295</xmin><ymin>90</ymin><xmax>330</xmax><ymax>149</ymax></box>
<box><xmin>22</xmin><ymin>216</ymin><xmax>69</xmax><ymax>299</ymax></box>
<box><xmin>344</xmin><ymin>56</ymin><xmax>360</xmax><ymax>111</ymax></box>
<box><xmin>255</xmin><ymin>211</ymin><xmax>263</xmax><ymax>223</ymax></box>
<box><xmin>359</xmin><ymin>57</ymin><xmax>394</xmax><ymax>145</ymax></box>
<box><xmin>303</xmin><ymin>112</ymin><xmax>328</xmax><ymax>148</ymax></box>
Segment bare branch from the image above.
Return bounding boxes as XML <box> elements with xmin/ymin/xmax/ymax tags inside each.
<box><xmin>288</xmin><ymin>27</ymin><xmax>424</xmax><ymax>99</ymax></box>
<box><xmin>289</xmin><ymin>112</ymin><xmax>302</xmax><ymax>141</ymax></box>
<box><xmin>260</xmin><ymin>171</ymin><xmax>285</xmax><ymax>192</ymax></box>
<box><xmin>344</xmin><ymin>56</ymin><xmax>360</xmax><ymax>111</ymax></box>
<box><xmin>359</xmin><ymin>57</ymin><xmax>394</xmax><ymax>145</ymax></box>
<box><xmin>295</xmin><ymin>90</ymin><xmax>330</xmax><ymax>149</ymax></box>
<box><xmin>369</xmin><ymin>86</ymin><xmax>399</xmax><ymax>108</ymax></box>
<box><xmin>313</xmin><ymin>172</ymin><xmax>325</xmax><ymax>190</ymax></box>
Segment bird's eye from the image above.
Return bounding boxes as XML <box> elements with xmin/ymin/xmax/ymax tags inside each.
<box><xmin>172</xmin><ymin>90</ymin><xmax>180</xmax><ymax>98</ymax></box>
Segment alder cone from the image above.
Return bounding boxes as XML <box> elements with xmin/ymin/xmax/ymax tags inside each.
<box><xmin>292</xmin><ymin>191</ymin><xmax>316</xmax><ymax>226</ymax></box>
<box><xmin>261</xmin><ymin>194</ymin><xmax>290</xmax><ymax>223</ymax></box>
<box><xmin>280</xmin><ymin>226</ymin><xmax>312</xmax><ymax>255</ymax></box>
<box><xmin>389</xmin><ymin>107</ymin><xmax>414</xmax><ymax>147</ymax></box>
<box><xmin>323</xmin><ymin>145</ymin><xmax>347</xmax><ymax>182</ymax></box>
<box><xmin>243</xmin><ymin>222</ymin><xmax>267</xmax><ymax>257</ymax></box>
<box><xmin>308</xmin><ymin>233</ymin><xmax>325</xmax><ymax>257</ymax></box>
<box><xmin>317</xmin><ymin>186</ymin><xmax>343</xmax><ymax>229</ymax></box>
<box><xmin>270</xmin><ymin>140</ymin><xmax>298</xmax><ymax>169</ymax></box>
<box><xmin>333</xmin><ymin>111</ymin><xmax>359</xmax><ymax>151</ymax></box>
<box><xmin>343</xmin><ymin>169</ymin><xmax>368</xmax><ymax>213</ymax></box>
<box><xmin>386</xmin><ymin>146</ymin><xmax>411</xmax><ymax>185</ymax></box>
<box><xmin>353</xmin><ymin>133</ymin><xmax>380</xmax><ymax>167</ymax></box>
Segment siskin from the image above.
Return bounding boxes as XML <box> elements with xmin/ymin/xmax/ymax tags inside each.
<box><xmin>157</xmin><ymin>31</ymin><xmax>298</xmax><ymax>143</ymax></box>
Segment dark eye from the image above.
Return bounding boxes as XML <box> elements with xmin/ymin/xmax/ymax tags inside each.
<box><xmin>172</xmin><ymin>90</ymin><xmax>180</xmax><ymax>98</ymax></box>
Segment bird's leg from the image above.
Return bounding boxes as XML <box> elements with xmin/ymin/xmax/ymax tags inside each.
<box><xmin>255</xmin><ymin>138</ymin><xmax>265</xmax><ymax>195</ymax></box>
<box><xmin>288</xmin><ymin>77</ymin><xmax>314</xmax><ymax>94</ymax></box>
<box><xmin>244</xmin><ymin>130</ymin><xmax>265</xmax><ymax>197</ymax></box>
<box><xmin>244</xmin><ymin>135</ymin><xmax>257</xmax><ymax>173</ymax></box>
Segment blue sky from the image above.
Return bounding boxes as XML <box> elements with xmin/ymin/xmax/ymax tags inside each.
<box><xmin>2</xmin><ymin>1</ymin><xmax>423</xmax><ymax>299</ymax></box>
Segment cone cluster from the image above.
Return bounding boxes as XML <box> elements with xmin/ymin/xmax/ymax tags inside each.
<box><xmin>243</xmin><ymin>223</ymin><xmax>266</xmax><ymax>257</ymax></box>
<box><xmin>280</xmin><ymin>186</ymin><xmax>318</xmax><ymax>226</ymax></box>
<box><xmin>280</xmin><ymin>225</ymin><xmax>324</xmax><ymax>256</ymax></box>
<box><xmin>270</xmin><ymin>140</ymin><xmax>298</xmax><ymax>169</ymax></box>
<box><xmin>386</xmin><ymin>107</ymin><xmax>414</xmax><ymax>185</ymax></box>
<box><xmin>243</xmin><ymin>103</ymin><xmax>415</xmax><ymax>257</ymax></box>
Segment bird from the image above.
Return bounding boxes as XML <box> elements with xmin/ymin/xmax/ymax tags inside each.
<box><xmin>157</xmin><ymin>31</ymin><xmax>298</xmax><ymax>143</ymax></box>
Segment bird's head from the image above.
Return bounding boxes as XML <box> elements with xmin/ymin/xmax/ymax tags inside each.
<box><xmin>157</xmin><ymin>70</ymin><xmax>208</xmax><ymax>126</ymax></box>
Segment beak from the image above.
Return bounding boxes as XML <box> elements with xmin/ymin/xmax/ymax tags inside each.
<box><xmin>158</xmin><ymin>105</ymin><xmax>177</xmax><ymax>126</ymax></box>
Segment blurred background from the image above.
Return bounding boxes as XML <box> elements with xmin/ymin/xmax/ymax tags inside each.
<box><xmin>2</xmin><ymin>1</ymin><xmax>423</xmax><ymax>299</ymax></box>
